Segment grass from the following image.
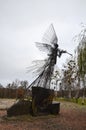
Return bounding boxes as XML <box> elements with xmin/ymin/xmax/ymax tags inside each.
<box><xmin>55</xmin><ymin>97</ymin><xmax>86</xmax><ymax>105</ymax></box>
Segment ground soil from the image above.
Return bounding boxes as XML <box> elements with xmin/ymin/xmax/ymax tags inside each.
<box><xmin>0</xmin><ymin>99</ymin><xmax>86</xmax><ymax>130</ymax></box>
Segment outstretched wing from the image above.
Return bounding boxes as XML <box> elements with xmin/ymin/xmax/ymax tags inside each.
<box><xmin>35</xmin><ymin>42</ymin><xmax>52</xmax><ymax>53</ymax></box>
<box><xmin>42</xmin><ymin>24</ymin><xmax>58</xmax><ymax>45</ymax></box>
<box><xmin>27</xmin><ymin>59</ymin><xmax>49</xmax><ymax>76</ymax></box>
<box><xmin>27</xmin><ymin>58</ymin><xmax>50</xmax><ymax>88</ymax></box>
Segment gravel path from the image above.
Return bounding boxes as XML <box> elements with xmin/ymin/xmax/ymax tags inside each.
<box><xmin>0</xmin><ymin>100</ymin><xmax>86</xmax><ymax>130</ymax></box>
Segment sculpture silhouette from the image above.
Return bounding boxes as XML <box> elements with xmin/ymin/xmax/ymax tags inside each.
<box><xmin>28</xmin><ymin>24</ymin><xmax>72</xmax><ymax>89</ymax></box>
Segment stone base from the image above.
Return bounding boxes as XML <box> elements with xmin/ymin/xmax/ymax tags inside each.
<box><xmin>7</xmin><ymin>87</ymin><xmax>60</xmax><ymax>117</ymax></box>
<box><xmin>47</xmin><ymin>101</ymin><xmax>60</xmax><ymax>114</ymax></box>
<box><xmin>7</xmin><ymin>100</ymin><xmax>60</xmax><ymax>117</ymax></box>
<box><xmin>7</xmin><ymin>100</ymin><xmax>32</xmax><ymax>117</ymax></box>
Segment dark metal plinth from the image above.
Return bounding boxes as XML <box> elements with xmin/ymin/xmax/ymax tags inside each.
<box><xmin>7</xmin><ymin>87</ymin><xmax>60</xmax><ymax>117</ymax></box>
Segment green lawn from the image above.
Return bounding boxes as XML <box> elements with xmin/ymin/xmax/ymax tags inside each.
<box><xmin>55</xmin><ymin>97</ymin><xmax>86</xmax><ymax>105</ymax></box>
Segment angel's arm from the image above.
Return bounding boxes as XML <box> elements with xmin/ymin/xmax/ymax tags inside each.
<box><xmin>57</xmin><ymin>49</ymin><xmax>66</xmax><ymax>57</ymax></box>
<box><xmin>57</xmin><ymin>49</ymin><xmax>72</xmax><ymax>57</ymax></box>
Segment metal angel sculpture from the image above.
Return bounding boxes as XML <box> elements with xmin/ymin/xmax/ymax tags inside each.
<box><xmin>28</xmin><ymin>24</ymin><xmax>72</xmax><ymax>89</ymax></box>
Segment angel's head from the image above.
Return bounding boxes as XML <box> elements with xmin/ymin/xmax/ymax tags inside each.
<box><xmin>54</xmin><ymin>44</ymin><xmax>59</xmax><ymax>48</ymax></box>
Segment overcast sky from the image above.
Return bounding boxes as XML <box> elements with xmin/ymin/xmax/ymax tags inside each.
<box><xmin>0</xmin><ymin>0</ymin><xmax>86</xmax><ymax>86</ymax></box>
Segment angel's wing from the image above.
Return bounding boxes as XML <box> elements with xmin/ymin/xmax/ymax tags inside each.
<box><xmin>27</xmin><ymin>59</ymin><xmax>49</xmax><ymax>76</ymax></box>
<box><xmin>35</xmin><ymin>42</ymin><xmax>52</xmax><ymax>53</ymax></box>
<box><xmin>42</xmin><ymin>24</ymin><xmax>58</xmax><ymax>45</ymax></box>
<box><xmin>27</xmin><ymin>59</ymin><xmax>50</xmax><ymax>88</ymax></box>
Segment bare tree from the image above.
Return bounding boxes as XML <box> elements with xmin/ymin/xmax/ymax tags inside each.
<box><xmin>0</xmin><ymin>83</ymin><xmax>4</xmax><ymax>88</ymax></box>
<box><xmin>61</xmin><ymin>58</ymin><xmax>77</xmax><ymax>98</ymax></box>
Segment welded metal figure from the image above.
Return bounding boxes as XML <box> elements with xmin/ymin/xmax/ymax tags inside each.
<box><xmin>28</xmin><ymin>24</ymin><xmax>72</xmax><ymax>89</ymax></box>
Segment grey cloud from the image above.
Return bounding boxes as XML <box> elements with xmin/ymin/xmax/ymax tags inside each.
<box><xmin>0</xmin><ymin>0</ymin><xmax>86</xmax><ymax>86</ymax></box>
